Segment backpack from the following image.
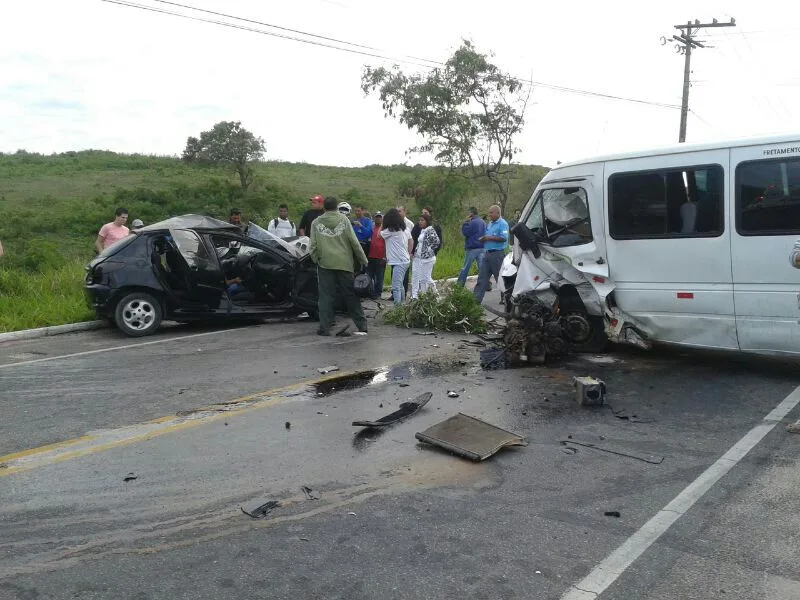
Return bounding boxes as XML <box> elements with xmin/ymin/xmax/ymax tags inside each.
<box><xmin>273</xmin><ymin>218</ymin><xmax>296</xmax><ymax>231</ymax></box>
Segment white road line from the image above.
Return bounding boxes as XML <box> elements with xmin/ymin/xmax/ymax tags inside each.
<box><xmin>0</xmin><ymin>328</ymin><xmax>245</xmax><ymax>370</ymax></box>
<box><xmin>560</xmin><ymin>385</ymin><xmax>800</xmax><ymax>600</ymax></box>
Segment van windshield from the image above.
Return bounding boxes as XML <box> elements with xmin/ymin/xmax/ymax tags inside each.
<box><xmin>524</xmin><ymin>187</ymin><xmax>592</xmax><ymax>247</ymax></box>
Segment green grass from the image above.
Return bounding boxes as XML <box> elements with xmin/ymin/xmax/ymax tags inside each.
<box><xmin>0</xmin><ymin>150</ymin><xmax>545</xmax><ymax>332</ymax></box>
<box><xmin>0</xmin><ymin>260</ymin><xmax>94</xmax><ymax>332</ymax></box>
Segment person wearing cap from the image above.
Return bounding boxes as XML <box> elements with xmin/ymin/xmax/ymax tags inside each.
<box><xmin>131</xmin><ymin>219</ymin><xmax>145</xmax><ymax>232</ymax></box>
<box><xmin>309</xmin><ymin>196</ymin><xmax>369</xmax><ymax>336</ymax></box>
<box><xmin>367</xmin><ymin>212</ymin><xmax>386</xmax><ymax>299</ymax></box>
<box><xmin>299</xmin><ymin>194</ymin><xmax>325</xmax><ymax>237</ymax></box>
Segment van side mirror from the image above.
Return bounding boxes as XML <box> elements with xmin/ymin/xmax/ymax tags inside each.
<box><xmin>511</xmin><ymin>222</ymin><xmax>542</xmax><ymax>259</ymax></box>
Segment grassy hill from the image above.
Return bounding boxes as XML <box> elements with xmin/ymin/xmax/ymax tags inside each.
<box><xmin>0</xmin><ymin>150</ymin><xmax>548</xmax><ymax>331</ymax></box>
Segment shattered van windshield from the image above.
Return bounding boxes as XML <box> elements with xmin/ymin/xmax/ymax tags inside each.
<box><xmin>525</xmin><ymin>187</ymin><xmax>592</xmax><ymax>247</ymax></box>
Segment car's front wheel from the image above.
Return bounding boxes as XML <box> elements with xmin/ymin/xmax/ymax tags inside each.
<box><xmin>114</xmin><ymin>292</ymin><xmax>163</xmax><ymax>337</ymax></box>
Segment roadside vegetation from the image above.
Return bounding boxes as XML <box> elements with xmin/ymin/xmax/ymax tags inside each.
<box><xmin>0</xmin><ymin>150</ymin><xmax>546</xmax><ymax>332</ymax></box>
<box><xmin>383</xmin><ymin>286</ymin><xmax>488</xmax><ymax>334</ymax></box>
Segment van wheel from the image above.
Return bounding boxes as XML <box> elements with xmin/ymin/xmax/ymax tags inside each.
<box><xmin>562</xmin><ymin>311</ymin><xmax>607</xmax><ymax>353</ymax></box>
<box><xmin>114</xmin><ymin>292</ymin><xmax>163</xmax><ymax>337</ymax></box>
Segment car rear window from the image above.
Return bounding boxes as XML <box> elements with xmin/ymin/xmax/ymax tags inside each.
<box><xmin>97</xmin><ymin>234</ymin><xmax>137</xmax><ymax>259</ymax></box>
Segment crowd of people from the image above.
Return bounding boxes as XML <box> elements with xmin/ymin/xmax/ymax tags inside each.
<box><xmin>91</xmin><ymin>196</ymin><xmax>517</xmax><ymax>337</ymax></box>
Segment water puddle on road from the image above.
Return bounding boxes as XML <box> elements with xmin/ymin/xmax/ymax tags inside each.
<box><xmin>310</xmin><ymin>359</ymin><xmax>464</xmax><ymax>398</ymax></box>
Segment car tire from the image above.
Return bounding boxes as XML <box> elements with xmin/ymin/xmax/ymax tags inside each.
<box><xmin>114</xmin><ymin>292</ymin><xmax>163</xmax><ymax>337</ymax></box>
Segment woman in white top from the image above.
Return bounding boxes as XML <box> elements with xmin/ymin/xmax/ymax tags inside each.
<box><xmin>411</xmin><ymin>214</ymin><xmax>441</xmax><ymax>299</ymax></box>
<box><xmin>379</xmin><ymin>208</ymin><xmax>413</xmax><ymax>305</ymax></box>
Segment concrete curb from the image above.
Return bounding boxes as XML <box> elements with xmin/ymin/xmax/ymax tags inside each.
<box><xmin>0</xmin><ymin>276</ymin><xmax>480</xmax><ymax>344</ymax></box>
<box><xmin>0</xmin><ymin>320</ymin><xmax>109</xmax><ymax>344</ymax></box>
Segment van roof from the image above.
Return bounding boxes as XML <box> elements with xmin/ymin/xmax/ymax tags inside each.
<box><xmin>552</xmin><ymin>133</ymin><xmax>800</xmax><ymax>171</ymax></box>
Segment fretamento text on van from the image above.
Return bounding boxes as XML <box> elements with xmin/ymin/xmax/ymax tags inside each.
<box><xmin>763</xmin><ymin>147</ymin><xmax>800</xmax><ymax>156</ymax></box>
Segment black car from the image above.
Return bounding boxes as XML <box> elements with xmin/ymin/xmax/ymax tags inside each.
<box><xmin>85</xmin><ymin>215</ymin><xmax>318</xmax><ymax>336</ymax></box>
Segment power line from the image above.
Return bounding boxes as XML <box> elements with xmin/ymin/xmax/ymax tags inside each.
<box><xmin>102</xmin><ymin>0</ymin><xmax>681</xmax><ymax>110</ymax></box>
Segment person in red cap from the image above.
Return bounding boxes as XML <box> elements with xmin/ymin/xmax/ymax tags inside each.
<box><xmin>299</xmin><ymin>194</ymin><xmax>325</xmax><ymax>237</ymax></box>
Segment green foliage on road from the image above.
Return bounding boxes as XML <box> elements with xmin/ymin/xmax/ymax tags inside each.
<box><xmin>382</xmin><ymin>285</ymin><xmax>488</xmax><ymax>334</ymax></box>
<box><xmin>0</xmin><ymin>150</ymin><xmax>546</xmax><ymax>331</ymax></box>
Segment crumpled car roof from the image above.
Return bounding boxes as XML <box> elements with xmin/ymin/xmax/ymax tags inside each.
<box><xmin>137</xmin><ymin>214</ymin><xmax>241</xmax><ymax>233</ymax></box>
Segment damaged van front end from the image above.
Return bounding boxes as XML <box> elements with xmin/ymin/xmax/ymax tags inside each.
<box><xmin>506</xmin><ymin>171</ymin><xmax>650</xmax><ymax>361</ymax></box>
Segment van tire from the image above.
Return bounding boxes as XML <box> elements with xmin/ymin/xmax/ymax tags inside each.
<box><xmin>114</xmin><ymin>292</ymin><xmax>163</xmax><ymax>337</ymax></box>
<box><xmin>563</xmin><ymin>311</ymin><xmax>607</xmax><ymax>353</ymax></box>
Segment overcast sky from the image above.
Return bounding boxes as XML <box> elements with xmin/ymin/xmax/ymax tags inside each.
<box><xmin>2</xmin><ymin>0</ymin><xmax>800</xmax><ymax>168</ymax></box>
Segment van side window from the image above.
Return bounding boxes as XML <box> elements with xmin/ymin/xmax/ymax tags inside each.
<box><xmin>736</xmin><ymin>158</ymin><xmax>800</xmax><ymax>235</ymax></box>
<box><xmin>609</xmin><ymin>165</ymin><xmax>724</xmax><ymax>239</ymax></box>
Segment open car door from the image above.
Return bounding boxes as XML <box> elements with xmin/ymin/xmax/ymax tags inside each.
<box><xmin>291</xmin><ymin>254</ymin><xmax>319</xmax><ymax>312</ymax></box>
<box><xmin>169</xmin><ymin>228</ymin><xmax>225</xmax><ymax>309</ymax></box>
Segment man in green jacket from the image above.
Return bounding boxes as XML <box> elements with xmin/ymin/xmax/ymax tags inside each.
<box><xmin>310</xmin><ymin>196</ymin><xmax>369</xmax><ymax>336</ymax></box>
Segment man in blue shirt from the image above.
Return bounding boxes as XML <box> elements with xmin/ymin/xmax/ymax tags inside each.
<box><xmin>457</xmin><ymin>207</ymin><xmax>487</xmax><ymax>286</ymax></box>
<box><xmin>352</xmin><ymin>204</ymin><xmax>374</xmax><ymax>256</ymax></box>
<box><xmin>473</xmin><ymin>205</ymin><xmax>509</xmax><ymax>304</ymax></box>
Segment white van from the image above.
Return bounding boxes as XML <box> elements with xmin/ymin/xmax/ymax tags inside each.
<box><xmin>508</xmin><ymin>133</ymin><xmax>800</xmax><ymax>358</ymax></box>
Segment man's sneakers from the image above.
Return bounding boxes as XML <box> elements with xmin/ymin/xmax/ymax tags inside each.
<box><xmin>353</xmin><ymin>331</ymin><xmax>367</xmax><ymax>336</ymax></box>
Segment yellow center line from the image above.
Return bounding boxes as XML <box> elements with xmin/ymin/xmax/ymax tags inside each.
<box><xmin>0</xmin><ymin>369</ymin><xmax>363</xmax><ymax>478</ymax></box>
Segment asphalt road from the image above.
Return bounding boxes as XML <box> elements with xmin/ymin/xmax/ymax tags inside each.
<box><xmin>1</xmin><ymin>302</ymin><xmax>799</xmax><ymax>600</ymax></box>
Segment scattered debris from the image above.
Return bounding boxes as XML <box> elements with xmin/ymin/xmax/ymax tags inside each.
<box><xmin>285</xmin><ymin>421</ymin><xmax>291</xmax><ymax>430</ymax></box>
<box><xmin>398</xmin><ymin>383</ymin><xmax>410</xmax><ymax>387</ymax></box>
<box><xmin>561</xmin><ymin>446</ymin><xmax>577</xmax><ymax>455</ymax></box>
<box><xmin>560</xmin><ymin>440</ymin><xmax>663</xmax><ymax>464</ymax></box>
<box><xmin>610</xmin><ymin>407</ymin><xmax>654</xmax><ymax>424</ymax></box>
<box><xmin>786</xmin><ymin>420</ymin><xmax>800</xmax><ymax>434</ymax></box>
<box><xmin>241</xmin><ymin>500</ymin><xmax>280</xmax><ymax>519</ymax></box>
<box><xmin>347</xmin><ymin>511</ymin><xmax>357</xmax><ymax>516</ymax></box>
<box><xmin>302</xmin><ymin>486</ymin><xmax>321</xmax><ymax>500</ymax></box>
<box><xmin>299</xmin><ymin>537</ymin><xmax>310</xmax><ymax>541</ymax></box>
<box><xmin>317</xmin><ymin>365</ymin><xmax>340</xmax><ymax>374</ymax></box>
<box><xmin>178</xmin><ymin>388</ymin><xmax>188</xmax><ymax>395</ymax></box>
<box><xmin>413</xmin><ymin>331</ymin><xmax>436</xmax><ymax>336</ymax></box>
<box><xmin>416</xmin><ymin>413</ymin><xmax>527</xmax><ymax>461</ymax></box>
<box><xmin>352</xmin><ymin>392</ymin><xmax>433</xmax><ymax>428</ymax></box>
<box><xmin>574</xmin><ymin>376</ymin><xmax>606</xmax><ymax>406</ymax></box>
<box><xmin>447</xmin><ymin>391</ymin><xmax>460</xmax><ymax>398</ymax></box>
<box><xmin>604</xmin><ymin>511</ymin><xmax>621</xmax><ymax>518</ymax></box>
<box><xmin>480</xmin><ymin>348</ymin><xmax>508</xmax><ymax>370</ymax></box>
<box><xmin>123</xmin><ymin>473</ymin><xmax>138</xmax><ymax>482</ymax></box>
<box><xmin>460</xmin><ymin>339</ymin><xmax>486</xmax><ymax>347</ymax></box>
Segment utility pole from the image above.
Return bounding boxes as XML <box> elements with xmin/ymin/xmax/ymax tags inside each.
<box><xmin>670</xmin><ymin>18</ymin><xmax>736</xmax><ymax>142</ymax></box>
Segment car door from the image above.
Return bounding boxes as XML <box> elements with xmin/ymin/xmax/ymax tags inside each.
<box><xmin>731</xmin><ymin>144</ymin><xmax>800</xmax><ymax>354</ymax></box>
<box><xmin>291</xmin><ymin>254</ymin><xmax>319</xmax><ymax>311</ymax></box>
<box><xmin>604</xmin><ymin>149</ymin><xmax>737</xmax><ymax>350</ymax></box>
<box><xmin>169</xmin><ymin>228</ymin><xmax>225</xmax><ymax>309</ymax></box>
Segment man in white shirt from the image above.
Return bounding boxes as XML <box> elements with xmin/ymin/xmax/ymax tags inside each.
<box><xmin>267</xmin><ymin>204</ymin><xmax>297</xmax><ymax>239</ymax></box>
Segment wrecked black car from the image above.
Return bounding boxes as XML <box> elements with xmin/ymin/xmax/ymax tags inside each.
<box><xmin>85</xmin><ymin>215</ymin><xmax>318</xmax><ymax>336</ymax></box>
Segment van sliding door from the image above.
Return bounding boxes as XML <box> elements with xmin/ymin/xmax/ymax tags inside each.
<box><xmin>604</xmin><ymin>150</ymin><xmax>736</xmax><ymax>349</ymax></box>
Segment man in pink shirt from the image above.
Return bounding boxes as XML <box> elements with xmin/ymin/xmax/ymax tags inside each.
<box><xmin>95</xmin><ymin>208</ymin><xmax>130</xmax><ymax>253</ymax></box>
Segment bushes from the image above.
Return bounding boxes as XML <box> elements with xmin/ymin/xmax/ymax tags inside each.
<box><xmin>382</xmin><ymin>285</ymin><xmax>487</xmax><ymax>333</ymax></box>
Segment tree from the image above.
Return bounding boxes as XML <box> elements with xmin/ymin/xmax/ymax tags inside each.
<box><xmin>182</xmin><ymin>121</ymin><xmax>265</xmax><ymax>191</ymax></box>
<box><xmin>362</xmin><ymin>40</ymin><xmax>530</xmax><ymax>213</ymax></box>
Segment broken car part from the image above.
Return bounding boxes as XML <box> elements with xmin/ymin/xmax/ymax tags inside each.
<box><xmin>416</xmin><ymin>413</ymin><xmax>528</xmax><ymax>461</ymax></box>
<box><xmin>352</xmin><ymin>392</ymin><xmax>433</xmax><ymax>428</ymax></box>
<box><xmin>560</xmin><ymin>440</ymin><xmax>663</xmax><ymax>464</ymax></box>
<box><xmin>241</xmin><ymin>500</ymin><xmax>281</xmax><ymax>519</ymax></box>
<box><xmin>574</xmin><ymin>376</ymin><xmax>606</xmax><ymax>406</ymax></box>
